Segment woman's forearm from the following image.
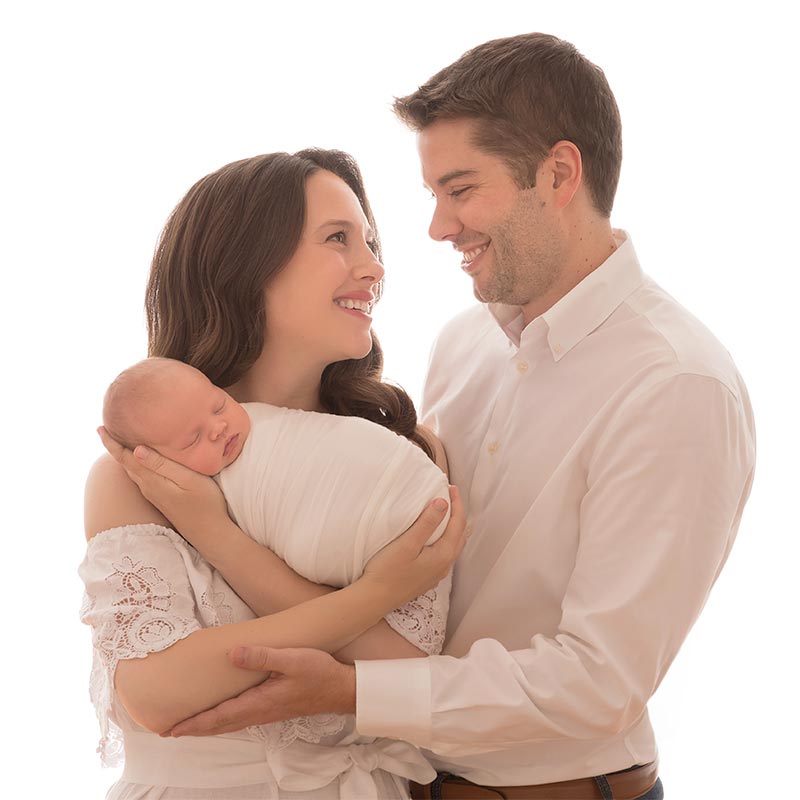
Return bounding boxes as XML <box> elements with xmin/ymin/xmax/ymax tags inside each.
<box><xmin>116</xmin><ymin>575</ymin><xmax>401</xmax><ymax>733</ymax></box>
<box><xmin>174</xmin><ymin>519</ymin><xmax>426</xmax><ymax>662</ymax></box>
<box><xmin>195</xmin><ymin>518</ymin><xmax>334</xmax><ymax>615</ymax></box>
<box><xmin>191</xmin><ymin>521</ymin><xmax>430</xmax><ymax>663</ymax></box>
<box><xmin>334</xmin><ymin>621</ymin><xmax>425</xmax><ymax>664</ymax></box>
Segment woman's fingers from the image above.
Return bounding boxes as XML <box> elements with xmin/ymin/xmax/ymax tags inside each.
<box><xmin>440</xmin><ymin>485</ymin><xmax>466</xmax><ymax>558</ymax></box>
<box><xmin>97</xmin><ymin>427</ymin><xmax>227</xmax><ymax>533</ymax></box>
<box><xmin>131</xmin><ymin>445</ymin><xmax>182</xmax><ymax>488</ymax></box>
<box><xmin>98</xmin><ymin>426</ymin><xmax>148</xmax><ymax>489</ymax></box>
<box><xmin>98</xmin><ymin>427</ymin><xmax>191</xmax><ymax>490</ymax></box>
<box><xmin>362</xmin><ymin>484</ymin><xmax>465</xmax><ymax>603</ymax></box>
<box><xmin>402</xmin><ymin>494</ymin><xmax>451</xmax><ymax>551</ymax></box>
<box><xmin>98</xmin><ymin>426</ymin><xmax>130</xmax><ymax>465</ymax></box>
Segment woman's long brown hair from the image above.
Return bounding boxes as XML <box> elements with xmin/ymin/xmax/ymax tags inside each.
<box><xmin>145</xmin><ymin>148</ymin><xmax>433</xmax><ymax>459</ymax></box>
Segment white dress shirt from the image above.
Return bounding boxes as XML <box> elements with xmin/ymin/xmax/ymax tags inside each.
<box><xmin>356</xmin><ymin>231</ymin><xmax>756</xmax><ymax>785</ymax></box>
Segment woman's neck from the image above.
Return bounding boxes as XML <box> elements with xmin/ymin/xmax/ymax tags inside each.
<box><xmin>227</xmin><ymin>348</ymin><xmax>325</xmax><ymax>411</ymax></box>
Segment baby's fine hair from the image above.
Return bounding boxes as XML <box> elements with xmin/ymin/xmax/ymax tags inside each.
<box><xmin>102</xmin><ymin>356</ymin><xmax>185</xmax><ymax>449</ymax></box>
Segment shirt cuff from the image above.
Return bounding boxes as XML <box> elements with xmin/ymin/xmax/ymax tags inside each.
<box><xmin>355</xmin><ymin>657</ymin><xmax>433</xmax><ymax>748</ymax></box>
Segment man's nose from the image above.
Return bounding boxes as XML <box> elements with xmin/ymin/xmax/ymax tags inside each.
<box><xmin>428</xmin><ymin>199</ymin><xmax>461</xmax><ymax>242</ymax></box>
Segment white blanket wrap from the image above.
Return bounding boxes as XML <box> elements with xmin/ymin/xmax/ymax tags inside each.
<box><xmin>217</xmin><ymin>403</ymin><xmax>451</xmax><ymax>587</ymax></box>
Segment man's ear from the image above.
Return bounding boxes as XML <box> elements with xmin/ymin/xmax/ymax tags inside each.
<box><xmin>547</xmin><ymin>140</ymin><xmax>582</xmax><ymax>209</ymax></box>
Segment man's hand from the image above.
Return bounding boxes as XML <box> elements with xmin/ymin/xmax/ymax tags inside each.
<box><xmin>163</xmin><ymin>647</ymin><xmax>355</xmax><ymax>737</ymax></box>
<box><xmin>98</xmin><ymin>426</ymin><xmax>228</xmax><ymax>538</ymax></box>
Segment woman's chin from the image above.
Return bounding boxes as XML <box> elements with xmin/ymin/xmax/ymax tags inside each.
<box><xmin>340</xmin><ymin>340</ymin><xmax>375</xmax><ymax>363</ymax></box>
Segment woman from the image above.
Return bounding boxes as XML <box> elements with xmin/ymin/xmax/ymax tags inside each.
<box><xmin>81</xmin><ymin>148</ymin><xmax>465</xmax><ymax>799</ymax></box>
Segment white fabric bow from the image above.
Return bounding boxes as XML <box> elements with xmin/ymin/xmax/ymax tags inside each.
<box><xmin>266</xmin><ymin>737</ymin><xmax>437</xmax><ymax>796</ymax></box>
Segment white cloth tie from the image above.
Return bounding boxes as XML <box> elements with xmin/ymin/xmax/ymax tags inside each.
<box><xmin>267</xmin><ymin>737</ymin><xmax>437</xmax><ymax>795</ymax></box>
<box><xmin>122</xmin><ymin>729</ymin><xmax>436</xmax><ymax>793</ymax></box>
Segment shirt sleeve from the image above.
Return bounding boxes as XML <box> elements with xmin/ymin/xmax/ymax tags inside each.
<box><xmin>357</xmin><ymin>373</ymin><xmax>755</xmax><ymax>754</ymax></box>
<box><xmin>78</xmin><ymin>524</ymin><xmax>205</xmax><ymax>763</ymax></box>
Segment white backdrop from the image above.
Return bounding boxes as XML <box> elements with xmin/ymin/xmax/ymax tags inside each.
<box><xmin>3</xmin><ymin>2</ymin><xmax>797</xmax><ymax>797</ymax></box>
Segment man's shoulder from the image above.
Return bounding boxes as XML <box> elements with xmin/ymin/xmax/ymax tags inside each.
<box><xmin>624</xmin><ymin>277</ymin><xmax>744</xmax><ymax>395</ymax></box>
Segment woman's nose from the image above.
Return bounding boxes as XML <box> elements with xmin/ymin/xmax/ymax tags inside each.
<box><xmin>354</xmin><ymin>243</ymin><xmax>385</xmax><ymax>284</ymax></box>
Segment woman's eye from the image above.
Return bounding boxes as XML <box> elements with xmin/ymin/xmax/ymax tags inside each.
<box><xmin>327</xmin><ymin>231</ymin><xmax>347</xmax><ymax>244</ymax></box>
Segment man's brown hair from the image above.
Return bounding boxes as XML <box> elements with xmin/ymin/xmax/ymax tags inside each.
<box><xmin>393</xmin><ymin>32</ymin><xmax>622</xmax><ymax>217</ymax></box>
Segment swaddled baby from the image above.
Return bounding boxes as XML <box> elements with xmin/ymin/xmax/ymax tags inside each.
<box><xmin>102</xmin><ymin>356</ymin><xmax>451</xmax><ymax>590</ymax></box>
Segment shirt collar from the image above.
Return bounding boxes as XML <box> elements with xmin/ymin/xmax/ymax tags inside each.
<box><xmin>488</xmin><ymin>230</ymin><xmax>644</xmax><ymax>359</ymax></box>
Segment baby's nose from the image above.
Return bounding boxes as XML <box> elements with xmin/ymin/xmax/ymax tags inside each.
<box><xmin>211</xmin><ymin>419</ymin><xmax>228</xmax><ymax>440</ymax></box>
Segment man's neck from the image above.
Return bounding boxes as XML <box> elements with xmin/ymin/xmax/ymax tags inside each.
<box><xmin>520</xmin><ymin>221</ymin><xmax>618</xmax><ymax>327</ymax></box>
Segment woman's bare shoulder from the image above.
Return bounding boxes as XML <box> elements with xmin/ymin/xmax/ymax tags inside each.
<box><xmin>416</xmin><ymin>425</ymin><xmax>449</xmax><ymax>477</ymax></box>
<box><xmin>84</xmin><ymin>453</ymin><xmax>170</xmax><ymax>542</ymax></box>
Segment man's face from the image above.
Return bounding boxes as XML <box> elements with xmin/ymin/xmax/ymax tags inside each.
<box><xmin>418</xmin><ymin>118</ymin><xmax>566</xmax><ymax>313</ymax></box>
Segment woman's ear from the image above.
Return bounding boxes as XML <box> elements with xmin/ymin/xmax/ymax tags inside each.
<box><xmin>547</xmin><ymin>140</ymin><xmax>582</xmax><ymax>209</ymax></box>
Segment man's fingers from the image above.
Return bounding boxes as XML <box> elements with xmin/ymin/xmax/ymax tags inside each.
<box><xmin>230</xmin><ymin>645</ymin><xmax>274</xmax><ymax>673</ymax></box>
<box><xmin>168</xmin><ymin>677</ymin><xmax>284</xmax><ymax>737</ymax></box>
<box><xmin>166</xmin><ymin>702</ymin><xmax>244</xmax><ymax>738</ymax></box>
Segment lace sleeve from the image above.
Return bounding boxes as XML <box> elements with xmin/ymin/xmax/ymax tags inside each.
<box><xmin>384</xmin><ymin>571</ymin><xmax>452</xmax><ymax>655</ymax></box>
<box><xmin>78</xmin><ymin>524</ymin><xmax>204</xmax><ymax>765</ymax></box>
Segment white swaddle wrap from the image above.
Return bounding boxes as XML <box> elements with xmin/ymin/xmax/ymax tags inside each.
<box><xmin>216</xmin><ymin>402</ymin><xmax>450</xmax><ymax>587</ymax></box>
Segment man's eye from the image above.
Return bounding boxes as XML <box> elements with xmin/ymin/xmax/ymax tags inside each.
<box><xmin>327</xmin><ymin>231</ymin><xmax>346</xmax><ymax>243</ymax></box>
<box><xmin>449</xmin><ymin>187</ymin><xmax>471</xmax><ymax>198</ymax></box>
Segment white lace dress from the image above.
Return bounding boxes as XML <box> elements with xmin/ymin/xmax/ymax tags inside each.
<box><xmin>79</xmin><ymin>409</ymin><xmax>451</xmax><ymax>799</ymax></box>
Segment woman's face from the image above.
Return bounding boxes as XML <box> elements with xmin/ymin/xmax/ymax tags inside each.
<box><xmin>264</xmin><ymin>169</ymin><xmax>385</xmax><ymax>368</ymax></box>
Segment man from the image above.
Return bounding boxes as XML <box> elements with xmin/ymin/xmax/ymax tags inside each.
<box><xmin>167</xmin><ymin>33</ymin><xmax>755</xmax><ymax>799</ymax></box>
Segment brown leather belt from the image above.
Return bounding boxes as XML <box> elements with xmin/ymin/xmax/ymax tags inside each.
<box><xmin>409</xmin><ymin>759</ymin><xmax>658</xmax><ymax>800</ymax></box>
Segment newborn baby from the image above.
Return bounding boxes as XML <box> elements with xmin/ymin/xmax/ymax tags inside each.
<box><xmin>102</xmin><ymin>357</ymin><xmax>451</xmax><ymax>588</ymax></box>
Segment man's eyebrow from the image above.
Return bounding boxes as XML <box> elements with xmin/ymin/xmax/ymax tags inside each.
<box><xmin>435</xmin><ymin>169</ymin><xmax>478</xmax><ymax>187</ymax></box>
<box><xmin>315</xmin><ymin>219</ymin><xmax>376</xmax><ymax>240</ymax></box>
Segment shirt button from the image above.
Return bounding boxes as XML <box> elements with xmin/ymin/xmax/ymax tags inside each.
<box><xmin>487</xmin><ymin>441</ymin><xmax>500</xmax><ymax>455</ymax></box>
<box><xmin>465</xmin><ymin>523</ymin><xmax>474</xmax><ymax>538</ymax></box>
<box><xmin>553</xmin><ymin>343</ymin><xmax>563</xmax><ymax>354</ymax></box>
<box><xmin>516</xmin><ymin>360</ymin><xmax>529</xmax><ymax>373</ymax></box>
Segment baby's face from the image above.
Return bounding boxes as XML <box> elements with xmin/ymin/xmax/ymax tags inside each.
<box><xmin>141</xmin><ymin>366</ymin><xmax>250</xmax><ymax>476</ymax></box>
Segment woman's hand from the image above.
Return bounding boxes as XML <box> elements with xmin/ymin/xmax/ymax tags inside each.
<box><xmin>361</xmin><ymin>486</ymin><xmax>466</xmax><ymax>607</ymax></box>
<box><xmin>98</xmin><ymin>426</ymin><xmax>229</xmax><ymax>541</ymax></box>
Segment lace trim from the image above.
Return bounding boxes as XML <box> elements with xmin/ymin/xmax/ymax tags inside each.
<box><xmin>247</xmin><ymin>714</ymin><xmax>347</xmax><ymax>751</ymax></box>
<box><xmin>80</xmin><ymin>525</ymin><xmax>364</xmax><ymax>762</ymax></box>
<box><xmin>201</xmin><ymin>589</ymin><xmax>234</xmax><ymax>626</ymax></box>
<box><xmin>94</xmin><ymin>554</ymin><xmax>196</xmax><ymax>665</ymax></box>
<box><xmin>385</xmin><ymin>585</ymin><xmax>447</xmax><ymax>656</ymax></box>
<box><xmin>82</xmin><ymin>547</ymin><xmax>201</xmax><ymax>767</ymax></box>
